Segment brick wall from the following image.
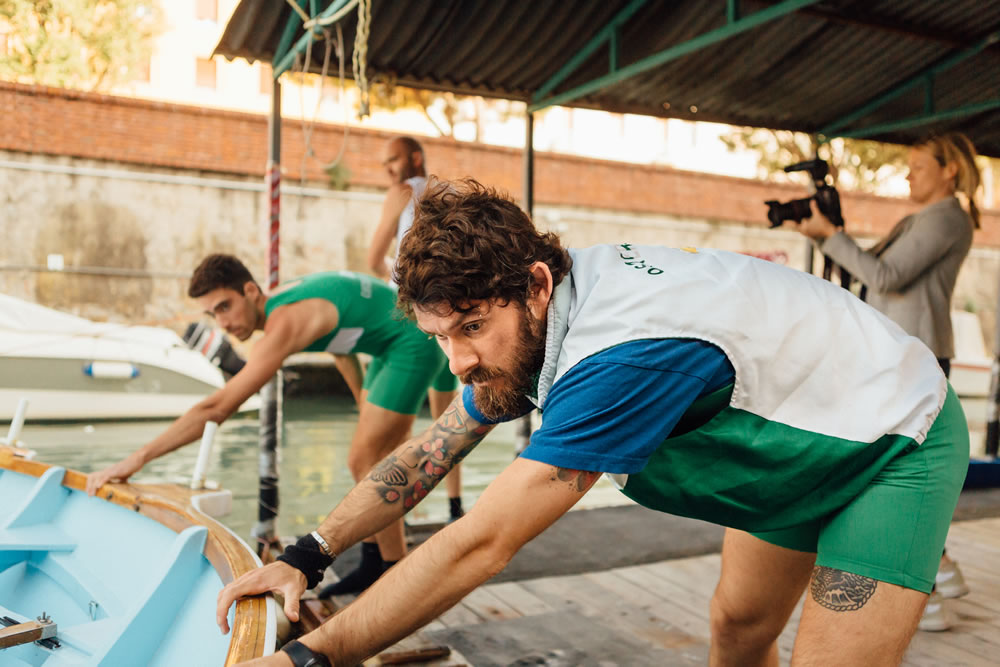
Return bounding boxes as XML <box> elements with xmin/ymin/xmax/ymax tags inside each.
<box><xmin>3</xmin><ymin>80</ymin><xmax>998</xmax><ymax>245</ymax></box>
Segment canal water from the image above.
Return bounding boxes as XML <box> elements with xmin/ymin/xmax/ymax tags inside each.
<box><xmin>14</xmin><ymin>396</ymin><xmax>629</xmax><ymax>542</ymax></box>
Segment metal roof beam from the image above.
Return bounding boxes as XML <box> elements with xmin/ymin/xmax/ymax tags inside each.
<box><xmin>834</xmin><ymin>99</ymin><xmax>1000</xmax><ymax>139</ymax></box>
<box><xmin>529</xmin><ymin>0</ymin><xmax>825</xmax><ymax>113</ymax></box>
<box><xmin>532</xmin><ymin>0</ymin><xmax>652</xmax><ymax>102</ymax></box>
<box><xmin>820</xmin><ymin>29</ymin><xmax>1000</xmax><ymax>137</ymax></box>
<box><xmin>273</xmin><ymin>0</ymin><xmax>354</xmax><ymax>77</ymax></box>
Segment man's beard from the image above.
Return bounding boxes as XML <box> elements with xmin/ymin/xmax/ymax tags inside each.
<box><xmin>462</xmin><ymin>308</ymin><xmax>546</xmax><ymax>422</ymax></box>
<box><xmin>396</xmin><ymin>159</ymin><xmax>418</xmax><ymax>184</ymax></box>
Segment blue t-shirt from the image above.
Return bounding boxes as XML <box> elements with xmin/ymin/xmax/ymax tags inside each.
<box><xmin>462</xmin><ymin>338</ymin><xmax>735</xmax><ymax>474</ymax></box>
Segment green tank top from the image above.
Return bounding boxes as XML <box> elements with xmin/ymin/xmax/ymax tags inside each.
<box><xmin>264</xmin><ymin>271</ymin><xmax>415</xmax><ymax>356</ymax></box>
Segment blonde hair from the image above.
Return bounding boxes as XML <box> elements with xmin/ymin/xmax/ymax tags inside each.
<box><xmin>916</xmin><ymin>132</ymin><xmax>982</xmax><ymax>229</ymax></box>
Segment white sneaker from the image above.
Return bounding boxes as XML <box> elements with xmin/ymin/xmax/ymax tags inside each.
<box><xmin>936</xmin><ymin>560</ymin><xmax>970</xmax><ymax>599</ymax></box>
<box><xmin>919</xmin><ymin>592</ymin><xmax>956</xmax><ymax>632</ymax></box>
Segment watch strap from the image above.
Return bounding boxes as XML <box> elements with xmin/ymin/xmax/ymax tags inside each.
<box><xmin>281</xmin><ymin>639</ymin><xmax>331</xmax><ymax>667</ymax></box>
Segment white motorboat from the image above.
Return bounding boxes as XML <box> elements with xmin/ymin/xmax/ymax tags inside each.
<box><xmin>0</xmin><ymin>294</ymin><xmax>258</xmax><ymax>421</ymax></box>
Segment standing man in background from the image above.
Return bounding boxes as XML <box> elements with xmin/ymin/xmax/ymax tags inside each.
<box><xmin>366</xmin><ymin>136</ymin><xmax>464</xmax><ymax>523</ymax></box>
<box><xmin>367</xmin><ymin>136</ymin><xmax>429</xmax><ymax>284</ymax></box>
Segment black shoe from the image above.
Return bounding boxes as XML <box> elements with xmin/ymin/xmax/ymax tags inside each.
<box><xmin>318</xmin><ymin>542</ymin><xmax>383</xmax><ymax>597</ymax></box>
<box><xmin>317</xmin><ymin>565</ymin><xmax>383</xmax><ymax>597</ymax></box>
<box><xmin>448</xmin><ymin>497</ymin><xmax>465</xmax><ymax>523</ymax></box>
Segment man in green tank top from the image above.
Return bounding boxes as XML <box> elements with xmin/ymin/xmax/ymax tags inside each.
<box><xmin>86</xmin><ymin>254</ymin><xmax>460</xmax><ymax>595</ymax></box>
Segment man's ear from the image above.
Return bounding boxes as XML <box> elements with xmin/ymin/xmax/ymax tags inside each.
<box><xmin>527</xmin><ymin>262</ymin><xmax>554</xmax><ymax>319</ymax></box>
<box><xmin>244</xmin><ymin>281</ymin><xmax>260</xmax><ymax>298</ymax></box>
<box><xmin>412</xmin><ymin>151</ymin><xmax>424</xmax><ymax>170</ymax></box>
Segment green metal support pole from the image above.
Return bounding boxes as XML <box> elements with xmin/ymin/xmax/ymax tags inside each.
<box><xmin>273</xmin><ymin>0</ymin><xmax>309</xmax><ymax>69</ymax></box>
<box><xmin>924</xmin><ymin>74</ymin><xmax>934</xmax><ymax>114</ymax></box>
<box><xmin>834</xmin><ymin>99</ymin><xmax>1000</xmax><ymax>139</ymax></box>
<box><xmin>819</xmin><ymin>29</ymin><xmax>1000</xmax><ymax>137</ymax></box>
<box><xmin>274</xmin><ymin>0</ymin><xmax>354</xmax><ymax>77</ymax></box>
<box><xmin>515</xmin><ymin>110</ymin><xmax>535</xmax><ymax>457</ymax></box>
<box><xmin>529</xmin><ymin>0</ymin><xmax>824</xmax><ymax>113</ymax></box>
<box><xmin>727</xmin><ymin>0</ymin><xmax>740</xmax><ymax>23</ymax></box>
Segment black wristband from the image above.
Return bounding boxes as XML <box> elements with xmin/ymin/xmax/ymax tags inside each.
<box><xmin>281</xmin><ymin>639</ymin><xmax>331</xmax><ymax>667</ymax></box>
<box><xmin>276</xmin><ymin>533</ymin><xmax>335</xmax><ymax>589</ymax></box>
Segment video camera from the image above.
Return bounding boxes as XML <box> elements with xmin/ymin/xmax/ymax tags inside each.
<box><xmin>765</xmin><ymin>159</ymin><xmax>843</xmax><ymax>229</ymax></box>
<box><xmin>764</xmin><ymin>158</ymin><xmax>851</xmax><ymax>287</ymax></box>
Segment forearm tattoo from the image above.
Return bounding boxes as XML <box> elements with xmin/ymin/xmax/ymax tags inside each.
<box><xmin>810</xmin><ymin>566</ymin><xmax>877</xmax><ymax>611</ymax></box>
<box><xmin>553</xmin><ymin>467</ymin><xmax>602</xmax><ymax>494</ymax></box>
<box><xmin>368</xmin><ymin>402</ymin><xmax>490</xmax><ymax>509</ymax></box>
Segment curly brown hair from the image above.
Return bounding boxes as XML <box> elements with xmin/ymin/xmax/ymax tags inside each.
<box><xmin>394</xmin><ymin>178</ymin><xmax>572</xmax><ymax>316</ymax></box>
<box><xmin>188</xmin><ymin>254</ymin><xmax>258</xmax><ymax>298</ymax></box>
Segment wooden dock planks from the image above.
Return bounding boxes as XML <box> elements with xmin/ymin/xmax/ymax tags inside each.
<box><xmin>372</xmin><ymin>517</ymin><xmax>1000</xmax><ymax>665</ymax></box>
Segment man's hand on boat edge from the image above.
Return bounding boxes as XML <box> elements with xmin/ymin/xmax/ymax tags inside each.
<box><xmin>217</xmin><ymin>561</ymin><xmax>307</xmax><ymax>634</ymax></box>
<box><xmin>85</xmin><ymin>454</ymin><xmax>143</xmax><ymax>495</ymax></box>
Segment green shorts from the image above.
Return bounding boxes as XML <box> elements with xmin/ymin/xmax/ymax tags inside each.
<box><xmin>362</xmin><ymin>334</ymin><xmax>458</xmax><ymax>415</ymax></box>
<box><xmin>752</xmin><ymin>385</ymin><xmax>969</xmax><ymax>593</ymax></box>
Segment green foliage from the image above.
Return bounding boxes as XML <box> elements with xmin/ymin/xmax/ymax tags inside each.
<box><xmin>368</xmin><ymin>76</ymin><xmax>521</xmax><ymax>140</ymax></box>
<box><xmin>324</xmin><ymin>161</ymin><xmax>352</xmax><ymax>190</ymax></box>
<box><xmin>721</xmin><ymin>127</ymin><xmax>908</xmax><ymax>193</ymax></box>
<box><xmin>0</xmin><ymin>0</ymin><xmax>162</xmax><ymax>92</ymax></box>
<box><xmin>368</xmin><ymin>76</ymin><xmax>461</xmax><ymax>137</ymax></box>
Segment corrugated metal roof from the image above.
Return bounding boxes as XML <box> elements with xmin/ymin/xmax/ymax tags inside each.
<box><xmin>215</xmin><ymin>0</ymin><xmax>1000</xmax><ymax>156</ymax></box>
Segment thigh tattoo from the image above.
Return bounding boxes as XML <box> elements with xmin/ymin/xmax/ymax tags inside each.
<box><xmin>810</xmin><ymin>566</ymin><xmax>877</xmax><ymax>612</ymax></box>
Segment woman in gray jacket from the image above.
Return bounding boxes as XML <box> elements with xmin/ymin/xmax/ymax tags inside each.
<box><xmin>795</xmin><ymin>132</ymin><xmax>982</xmax><ymax>632</ymax></box>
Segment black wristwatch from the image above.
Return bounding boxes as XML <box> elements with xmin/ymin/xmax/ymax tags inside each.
<box><xmin>281</xmin><ymin>639</ymin><xmax>331</xmax><ymax>667</ymax></box>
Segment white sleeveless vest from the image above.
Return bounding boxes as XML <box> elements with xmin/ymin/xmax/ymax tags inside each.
<box><xmin>535</xmin><ymin>244</ymin><xmax>946</xmax><ymax>446</ymax></box>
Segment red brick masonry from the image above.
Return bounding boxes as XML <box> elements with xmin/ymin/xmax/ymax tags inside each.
<box><xmin>3</xmin><ymin>81</ymin><xmax>997</xmax><ymax>245</ymax></box>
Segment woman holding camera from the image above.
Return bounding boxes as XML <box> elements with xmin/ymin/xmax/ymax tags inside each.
<box><xmin>794</xmin><ymin>132</ymin><xmax>982</xmax><ymax>632</ymax></box>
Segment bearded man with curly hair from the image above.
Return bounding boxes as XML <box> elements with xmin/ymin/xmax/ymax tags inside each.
<box><xmin>220</xmin><ymin>179</ymin><xmax>968</xmax><ymax>667</ymax></box>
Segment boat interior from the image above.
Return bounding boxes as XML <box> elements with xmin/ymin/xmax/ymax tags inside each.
<box><xmin>0</xmin><ymin>450</ymin><xmax>274</xmax><ymax>666</ymax></box>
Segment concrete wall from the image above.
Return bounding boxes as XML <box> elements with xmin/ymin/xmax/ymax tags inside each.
<box><xmin>1</xmin><ymin>151</ymin><xmax>378</xmax><ymax>326</ymax></box>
